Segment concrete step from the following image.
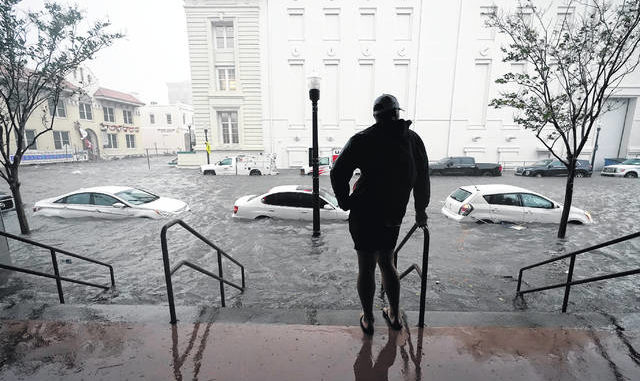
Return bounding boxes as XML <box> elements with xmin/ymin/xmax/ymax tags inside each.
<box><xmin>1</xmin><ymin>303</ymin><xmax>639</xmax><ymax>380</ymax></box>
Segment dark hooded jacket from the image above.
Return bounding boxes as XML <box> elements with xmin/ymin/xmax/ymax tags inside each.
<box><xmin>330</xmin><ymin>120</ymin><xmax>430</xmax><ymax>227</ymax></box>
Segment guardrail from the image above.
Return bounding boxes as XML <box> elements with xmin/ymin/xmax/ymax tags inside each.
<box><xmin>0</xmin><ymin>230</ymin><xmax>115</xmax><ymax>303</ymax></box>
<box><xmin>516</xmin><ymin>231</ymin><xmax>640</xmax><ymax>312</ymax></box>
<box><xmin>161</xmin><ymin>219</ymin><xmax>245</xmax><ymax>324</ymax></box>
<box><xmin>382</xmin><ymin>223</ymin><xmax>430</xmax><ymax>327</ymax></box>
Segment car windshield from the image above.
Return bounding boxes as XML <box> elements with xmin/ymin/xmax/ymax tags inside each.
<box><xmin>319</xmin><ymin>189</ymin><xmax>338</xmax><ymax>206</ymax></box>
<box><xmin>437</xmin><ymin>158</ymin><xmax>450</xmax><ymax>164</ymax></box>
<box><xmin>115</xmin><ymin>188</ymin><xmax>159</xmax><ymax>205</ymax></box>
<box><xmin>533</xmin><ymin>160</ymin><xmax>551</xmax><ymax>166</ymax></box>
<box><xmin>621</xmin><ymin>159</ymin><xmax>640</xmax><ymax>165</ymax></box>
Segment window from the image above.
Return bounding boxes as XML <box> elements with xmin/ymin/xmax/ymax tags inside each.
<box><xmin>48</xmin><ymin>98</ymin><xmax>66</xmax><ymax>117</ymax></box>
<box><xmin>65</xmin><ymin>193</ymin><xmax>91</xmax><ymax>205</ymax></box>
<box><xmin>106</xmin><ymin>133</ymin><xmax>118</xmax><ymax>148</ymax></box>
<box><xmin>550</xmin><ymin>161</ymin><xmax>565</xmax><ymax>168</ymax></box>
<box><xmin>166</xmin><ymin>113</ymin><xmax>172</xmax><ymax>124</ymax></box>
<box><xmin>150</xmin><ymin>113</ymin><xmax>155</xmax><ymax>124</ymax></box>
<box><xmin>103</xmin><ymin>107</ymin><xmax>115</xmax><ymax>122</ymax></box>
<box><xmin>123</xmin><ymin>110</ymin><xmax>133</xmax><ymax>124</ymax></box>
<box><xmin>114</xmin><ymin>188</ymin><xmax>159</xmax><ymax>205</ymax></box>
<box><xmin>92</xmin><ymin>193</ymin><xmax>120</xmax><ymax>206</ymax></box>
<box><xmin>483</xmin><ymin>193</ymin><xmax>522</xmax><ymax>207</ymax></box>
<box><xmin>395</xmin><ymin>8</ymin><xmax>413</xmax><ymax>40</ymax></box>
<box><xmin>450</xmin><ymin>188</ymin><xmax>472</xmax><ymax>202</ymax></box>
<box><xmin>288</xmin><ymin>10</ymin><xmax>304</xmax><ymax>40</ymax></box>
<box><xmin>219</xmin><ymin>111</ymin><xmax>239</xmax><ymax>144</ymax></box>
<box><xmin>52</xmin><ymin>131</ymin><xmax>70</xmax><ymax>150</ymax></box>
<box><xmin>219</xmin><ymin>158</ymin><xmax>233</xmax><ymax>166</ymax></box>
<box><xmin>359</xmin><ymin>9</ymin><xmax>376</xmax><ymax>40</ymax></box>
<box><xmin>79</xmin><ymin>102</ymin><xmax>92</xmax><ymax>120</ymax></box>
<box><xmin>262</xmin><ymin>192</ymin><xmax>304</xmax><ymax>207</ymax></box>
<box><xmin>479</xmin><ymin>6</ymin><xmax>497</xmax><ymax>40</ymax></box>
<box><xmin>214</xmin><ymin>22</ymin><xmax>234</xmax><ymax>49</ymax></box>
<box><xmin>460</xmin><ymin>157</ymin><xmax>475</xmax><ymax>165</ymax></box>
<box><xmin>217</xmin><ymin>67</ymin><xmax>236</xmax><ymax>91</ymax></box>
<box><xmin>126</xmin><ymin>134</ymin><xmax>136</xmax><ymax>148</ymax></box>
<box><xmin>520</xmin><ymin>193</ymin><xmax>554</xmax><ymax>209</ymax></box>
<box><xmin>25</xmin><ymin>130</ymin><xmax>37</xmax><ymax>149</ymax></box>
<box><xmin>324</xmin><ymin>10</ymin><xmax>340</xmax><ymax>40</ymax></box>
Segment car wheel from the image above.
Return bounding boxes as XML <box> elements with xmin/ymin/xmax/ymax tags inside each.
<box><xmin>624</xmin><ymin>172</ymin><xmax>638</xmax><ymax>178</ymax></box>
<box><xmin>204</xmin><ymin>170</ymin><xmax>216</xmax><ymax>175</ymax></box>
<box><xmin>534</xmin><ymin>173</ymin><xmax>543</xmax><ymax>178</ymax></box>
<box><xmin>568</xmin><ymin>220</ymin><xmax>583</xmax><ymax>225</ymax></box>
<box><xmin>250</xmin><ymin>169</ymin><xmax>262</xmax><ymax>176</ymax></box>
<box><xmin>575</xmin><ymin>172</ymin><xmax>585</xmax><ymax>178</ymax></box>
<box><xmin>255</xmin><ymin>215</ymin><xmax>270</xmax><ymax>220</ymax></box>
<box><xmin>523</xmin><ymin>170</ymin><xmax>530</xmax><ymax>176</ymax></box>
<box><xmin>482</xmin><ymin>171</ymin><xmax>492</xmax><ymax>176</ymax></box>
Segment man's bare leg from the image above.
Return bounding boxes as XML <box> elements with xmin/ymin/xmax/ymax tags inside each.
<box><xmin>378</xmin><ymin>249</ymin><xmax>401</xmax><ymax>325</ymax></box>
<box><xmin>357</xmin><ymin>250</ymin><xmax>378</xmax><ymax>328</ymax></box>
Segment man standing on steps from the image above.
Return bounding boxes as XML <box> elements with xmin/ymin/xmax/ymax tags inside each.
<box><xmin>330</xmin><ymin>94</ymin><xmax>430</xmax><ymax>335</ymax></box>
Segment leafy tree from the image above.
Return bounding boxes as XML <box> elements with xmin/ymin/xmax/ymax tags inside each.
<box><xmin>0</xmin><ymin>0</ymin><xmax>122</xmax><ymax>234</ymax></box>
<box><xmin>489</xmin><ymin>0</ymin><xmax>640</xmax><ymax>238</ymax></box>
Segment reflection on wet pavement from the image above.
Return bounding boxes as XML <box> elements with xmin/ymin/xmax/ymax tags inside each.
<box><xmin>0</xmin><ymin>318</ymin><xmax>639</xmax><ymax>380</ymax></box>
<box><xmin>0</xmin><ymin>157</ymin><xmax>638</xmax><ymax>313</ymax></box>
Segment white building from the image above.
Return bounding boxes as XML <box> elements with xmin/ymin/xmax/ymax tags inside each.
<box><xmin>183</xmin><ymin>0</ymin><xmax>640</xmax><ymax>169</ymax></box>
<box><xmin>140</xmin><ymin>102</ymin><xmax>193</xmax><ymax>154</ymax></box>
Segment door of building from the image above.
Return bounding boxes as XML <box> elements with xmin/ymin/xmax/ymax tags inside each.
<box><xmin>592</xmin><ymin>99</ymin><xmax>629</xmax><ymax>170</ymax></box>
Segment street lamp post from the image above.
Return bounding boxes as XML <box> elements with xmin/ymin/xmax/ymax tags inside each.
<box><xmin>308</xmin><ymin>74</ymin><xmax>321</xmax><ymax>237</ymax></box>
<box><xmin>187</xmin><ymin>124</ymin><xmax>193</xmax><ymax>152</ymax></box>
<box><xmin>204</xmin><ymin>128</ymin><xmax>210</xmax><ymax>164</ymax></box>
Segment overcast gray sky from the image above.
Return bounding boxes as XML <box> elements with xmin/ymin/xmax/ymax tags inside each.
<box><xmin>18</xmin><ymin>0</ymin><xmax>191</xmax><ymax>104</ymax></box>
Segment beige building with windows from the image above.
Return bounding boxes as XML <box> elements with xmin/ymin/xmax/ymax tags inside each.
<box><xmin>20</xmin><ymin>85</ymin><xmax>145</xmax><ymax>164</ymax></box>
<box><xmin>183</xmin><ymin>0</ymin><xmax>640</xmax><ymax>169</ymax></box>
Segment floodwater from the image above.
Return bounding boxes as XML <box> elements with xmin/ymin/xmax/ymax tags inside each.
<box><xmin>0</xmin><ymin>156</ymin><xmax>638</xmax><ymax>313</ymax></box>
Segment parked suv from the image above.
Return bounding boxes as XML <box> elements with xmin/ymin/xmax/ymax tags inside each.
<box><xmin>515</xmin><ymin>159</ymin><xmax>592</xmax><ymax>177</ymax></box>
<box><xmin>601</xmin><ymin>158</ymin><xmax>640</xmax><ymax>178</ymax></box>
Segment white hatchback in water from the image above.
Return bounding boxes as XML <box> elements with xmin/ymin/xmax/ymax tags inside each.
<box><xmin>33</xmin><ymin>186</ymin><xmax>189</xmax><ymax>219</ymax></box>
<box><xmin>233</xmin><ymin>185</ymin><xmax>349</xmax><ymax>221</ymax></box>
<box><xmin>441</xmin><ymin>184</ymin><xmax>593</xmax><ymax>224</ymax></box>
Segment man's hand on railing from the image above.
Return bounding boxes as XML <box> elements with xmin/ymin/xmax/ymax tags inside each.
<box><xmin>416</xmin><ymin>212</ymin><xmax>428</xmax><ymax>230</ymax></box>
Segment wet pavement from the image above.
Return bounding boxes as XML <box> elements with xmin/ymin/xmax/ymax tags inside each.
<box><xmin>0</xmin><ymin>304</ymin><xmax>639</xmax><ymax>380</ymax></box>
<box><xmin>0</xmin><ymin>156</ymin><xmax>638</xmax><ymax>313</ymax></box>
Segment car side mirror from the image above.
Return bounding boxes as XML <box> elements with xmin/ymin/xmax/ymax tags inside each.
<box><xmin>112</xmin><ymin>202</ymin><xmax>126</xmax><ymax>208</ymax></box>
<box><xmin>323</xmin><ymin>204</ymin><xmax>334</xmax><ymax>210</ymax></box>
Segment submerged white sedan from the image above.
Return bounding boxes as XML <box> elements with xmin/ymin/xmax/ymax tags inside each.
<box><xmin>233</xmin><ymin>185</ymin><xmax>349</xmax><ymax>221</ymax></box>
<box><xmin>441</xmin><ymin>184</ymin><xmax>593</xmax><ymax>225</ymax></box>
<box><xmin>33</xmin><ymin>186</ymin><xmax>189</xmax><ymax>219</ymax></box>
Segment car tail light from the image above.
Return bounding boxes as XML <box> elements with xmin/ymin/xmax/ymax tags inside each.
<box><xmin>498</xmin><ymin>165</ymin><xmax>503</xmax><ymax>173</ymax></box>
<box><xmin>233</xmin><ymin>205</ymin><xmax>238</xmax><ymax>214</ymax></box>
<box><xmin>458</xmin><ymin>203</ymin><xmax>474</xmax><ymax>216</ymax></box>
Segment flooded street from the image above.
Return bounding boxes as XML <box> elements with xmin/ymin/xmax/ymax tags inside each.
<box><xmin>0</xmin><ymin>156</ymin><xmax>638</xmax><ymax>313</ymax></box>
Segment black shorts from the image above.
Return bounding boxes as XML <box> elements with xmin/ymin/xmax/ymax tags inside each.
<box><xmin>349</xmin><ymin>218</ymin><xmax>401</xmax><ymax>252</ymax></box>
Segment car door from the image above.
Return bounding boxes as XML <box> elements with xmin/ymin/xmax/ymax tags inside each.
<box><xmin>218</xmin><ymin>158</ymin><xmax>234</xmax><ymax>175</ymax></box>
<box><xmin>548</xmin><ymin>161</ymin><xmax>567</xmax><ymax>176</ymax></box>
<box><xmin>63</xmin><ymin>193</ymin><xmax>95</xmax><ymax>217</ymax></box>
<box><xmin>484</xmin><ymin>193</ymin><xmax>524</xmax><ymax>224</ymax></box>
<box><xmin>263</xmin><ymin>192</ymin><xmax>303</xmax><ymax>220</ymax></box>
<box><xmin>92</xmin><ymin>193</ymin><xmax>130</xmax><ymax>219</ymax></box>
<box><xmin>459</xmin><ymin>157</ymin><xmax>476</xmax><ymax>175</ymax></box>
<box><xmin>520</xmin><ymin>193</ymin><xmax>559</xmax><ymax>223</ymax></box>
<box><xmin>445</xmin><ymin>158</ymin><xmax>462</xmax><ymax>175</ymax></box>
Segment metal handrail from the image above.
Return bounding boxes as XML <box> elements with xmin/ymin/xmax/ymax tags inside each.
<box><xmin>517</xmin><ymin>231</ymin><xmax>640</xmax><ymax>312</ymax></box>
<box><xmin>0</xmin><ymin>230</ymin><xmax>115</xmax><ymax>303</ymax></box>
<box><xmin>382</xmin><ymin>223</ymin><xmax>430</xmax><ymax>327</ymax></box>
<box><xmin>161</xmin><ymin>219</ymin><xmax>245</xmax><ymax>324</ymax></box>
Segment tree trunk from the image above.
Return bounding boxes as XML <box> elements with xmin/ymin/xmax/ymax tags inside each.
<box><xmin>8</xmin><ymin>178</ymin><xmax>30</xmax><ymax>235</ymax></box>
<box><xmin>557</xmin><ymin>157</ymin><xmax>576</xmax><ymax>239</ymax></box>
